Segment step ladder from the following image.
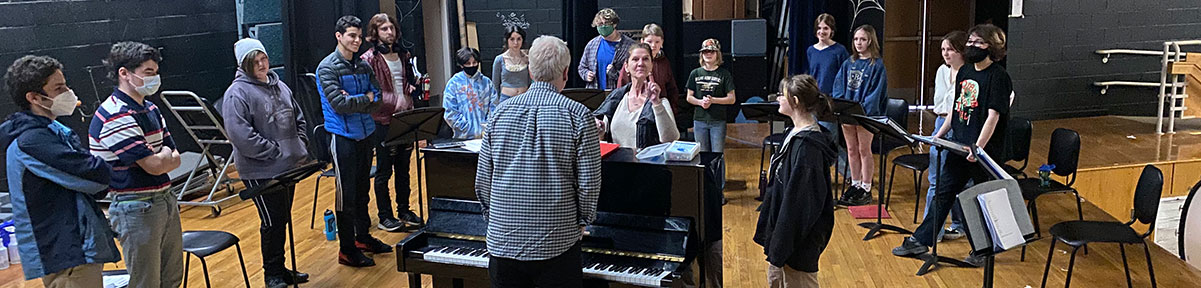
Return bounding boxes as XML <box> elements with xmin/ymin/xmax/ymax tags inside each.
<box><xmin>156</xmin><ymin>91</ymin><xmax>242</xmax><ymax>217</ymax></box>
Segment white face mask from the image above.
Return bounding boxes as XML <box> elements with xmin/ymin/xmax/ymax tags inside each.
<box><xmin>39</xmin><ymin>89</ymin><xmax>78</xmax><ymax>117</ymax></box>
<box><xmin>129</xmin><ymin>74</ymin><xmax>162</xmax><ymax>96</ymax></box>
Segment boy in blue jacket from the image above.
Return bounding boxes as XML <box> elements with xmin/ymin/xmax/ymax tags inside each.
<box><xmin>316</xmin><ymin>15</ymin><xmax>391</xmax><ymax>267</ymax></box>
<box><xmin>1</xmin><ymin>55</ymin><xmax>118</xmax><ymax>286</ymax></box>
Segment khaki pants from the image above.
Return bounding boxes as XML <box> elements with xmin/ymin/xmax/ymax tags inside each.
<box><xmin>42</xmin><ymin>263</ymin><xmax>103</xmax><ymax>288</ymax></box>
<box><xmin>767</xmin><ymin>264</ymin><xmax>819</xmax><ymax>288</ymax></box>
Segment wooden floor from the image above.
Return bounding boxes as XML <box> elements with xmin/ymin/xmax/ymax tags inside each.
<box><xmin>4</xmin><ymin>117</ymin><xmax>1201</xmax><ymax>287</ymax></box>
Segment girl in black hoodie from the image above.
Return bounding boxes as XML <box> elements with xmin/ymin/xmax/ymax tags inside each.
<box><xmin>754</xmin><ymin>75</ymin><xmax>838</xmax><ymax>287</ymax></box>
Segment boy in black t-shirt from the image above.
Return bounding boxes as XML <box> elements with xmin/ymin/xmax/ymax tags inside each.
<box><xmin>893</xmin><ymin>24</ymin><xmax>1012</xmax><ymax>267</ymax></box>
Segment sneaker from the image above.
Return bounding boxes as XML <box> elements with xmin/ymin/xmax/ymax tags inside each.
<box><xmin>283</xmin><ymin>269</ymin><xmax>309</xmax><ymax>284</ymax></box>
<box><xmin>941</xmin><ymin>228</ymin><xmax>965</xmax><ymax>241</ymax></box>
<box><xmin>963</xmin><ymin>253</ymin><xmax>987</xmax><ymax>267</ymax></box>
<box><xmin>837</xmin><ymin>187</ymin><xmax>872</xmax><ymax>206</ymax></box>
<box><xmin>265</xmin><ymin>275</ymin><xmax>289</xmax><ymax>288</ymax></box>
<box><xmin>355</xmin><ymin>237</ymin><xmax>394</xmax><ymax>253</ymax></box>
<box><xmin>378</xmin><ymin>217</ymin><xmax>405</xmax><ymax>232</ymax></box>
<box><xmin>338</xmin><ymin>249</ymin><xmax>376</xmax><ymax>267</ymax></box>
<box><xmin>892</xmin><ymin>237</ymin><xmax>929</xmax><ymax>257</ymax></box>
<box><xmin>397</xmin><ymin>210</ymin><xmax>425</xmax><ymax>227</ymax></box>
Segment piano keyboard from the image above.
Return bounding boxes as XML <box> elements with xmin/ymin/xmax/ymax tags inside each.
<box><xmin>422</xmin><ymin>246</ymin><xmax>672</xmax><ymax>287</ymax></box>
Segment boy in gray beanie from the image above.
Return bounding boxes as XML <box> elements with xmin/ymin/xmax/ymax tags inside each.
<box><xmin>222</xmin><ymin>38</ymin><xmax>311</xmax><ymax>288</ymax></box>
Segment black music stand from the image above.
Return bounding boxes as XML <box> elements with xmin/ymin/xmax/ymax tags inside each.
<box><xmin>239</xmin><ymin>161</ymin><xmax>326</xmax><ymax>288</ymax></box>
<box><xmin>907</xmin><ymin>135</ymin><xmax>977</xmax><ymax>274</ymax></box>
<box><xmin>741</xmin><ymin>102</ymin><xmax>788</xmax><ymax>201</ymax></box>
<box><xmin>563</xmin><ymin>88</ymin><xmax>608</xmax><ymax>110</ymax></box>
<box><xmin>851</xmin><ymin>115</ymin><xmax>914</xmax><ymax>241</ymax></box>
<box><xmin>382</xmin><ymin>107</ymin><xmax>446</xmax><ymax>221</ymax></box>
<box><xmin>955</xmin><ymin>179</ymin><xmax>1037</xmax><ymax>287</ymax></box>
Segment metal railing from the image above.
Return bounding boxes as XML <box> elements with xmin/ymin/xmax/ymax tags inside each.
<box><xmin>1158</xmin><ymin>40</ymin><xmax>1201</xmax><ymax>134</ymax></box>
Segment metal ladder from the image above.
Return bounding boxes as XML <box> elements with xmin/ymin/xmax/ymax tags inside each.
<box><xmin>158</xmin><ymin>91</ymin><xmax>241</xmax><ymax>217</ymax></box>
<box><xmin>1158</xmin><ymin>40</ymin><xmax>1201</xmax><ymax>134</ymax></box>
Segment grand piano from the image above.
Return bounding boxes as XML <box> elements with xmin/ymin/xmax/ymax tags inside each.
<box><xmin>397</xmin><ymin>146</ymin><xmax>724</xmax><ymax>287</ymax></box>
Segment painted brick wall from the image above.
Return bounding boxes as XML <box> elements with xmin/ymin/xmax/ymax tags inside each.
<box><xmin>1008</xmin><ymin>0</ymin><xmax>1201</xmax><ymax>119</ymax></box>
<box><xmin>0</xmin><ymin>0</ymin><xmax>238</xmax><ymax>152</ymax></box>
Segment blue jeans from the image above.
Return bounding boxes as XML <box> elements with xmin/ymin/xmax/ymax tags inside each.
<box><xmin>694</xmin><ymin>120</ymin><xmax>727</xmax><ymax>188</ymax></box>
<box><xmin>925</xmin><ymin>116</ymin><xmax>964</xmax><ymax>232</ymax></box>
<box><xmin>110</xmin><ymin>191</ymin><xmax>184</xmax><ymax>288</ymax></box>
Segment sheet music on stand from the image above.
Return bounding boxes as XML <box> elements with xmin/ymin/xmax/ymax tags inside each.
<box><xmin>863</xmin><ymin>116</ymin><xmax>913</xmax><ymax>144</ymax></box>
<box><xmin>977</xmin><ymin>188</ymin><xmax>1026</xmax><ymax>250</ymax></box>
<box><xmin>910</xmin><ymin>135</ymin><xmax>1012</xmax><ymax>181</ymax></box>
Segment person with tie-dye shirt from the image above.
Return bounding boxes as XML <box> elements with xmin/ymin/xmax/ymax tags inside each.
<box><xmin>442</xmin><ymin>47</ymin><xmax>497</xmax><ymax>140</ymax></box>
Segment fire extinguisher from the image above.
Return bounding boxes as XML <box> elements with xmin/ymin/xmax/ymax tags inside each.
<box><xmin>421</xmin><ymin>76</ymin><xmax>431</xmax><ymax>101</ymax></box>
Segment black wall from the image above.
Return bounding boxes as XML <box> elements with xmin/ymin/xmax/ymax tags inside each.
<box><xmin>0</xmin><ymin>0</ymin><xmax>238</xmax><ymax>152</ymax></box>
<box><xmin>1007</xmin><ymin>0</ymin><xmax>1201</xmax><ymax>120</ymax></box>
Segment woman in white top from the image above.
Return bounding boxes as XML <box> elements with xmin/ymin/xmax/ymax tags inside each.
<box><xmin>593</xmin><ymin>43</ymin><xmax>680</xmax><ymax>149</ymax></box>
<box><xmin>492</xmin><ymin>25</ymin><xmax>531</xmax><ymax>101</ymax></box>
<box><xmin>925</xmin><ymin>30</ymin><xmax>968</xmax><ymax>239</ymax></box>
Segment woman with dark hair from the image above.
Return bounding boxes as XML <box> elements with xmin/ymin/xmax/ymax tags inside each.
<box><xmin>832</xmin><ymin>25</ymin><xmax>887</xmax><ymax>206</ymax></box>
<box><xmin>594</xmin><ymin>43</ymin><xmax>679</xmax><ymax>149</ymax></box>
<box><xmin>492</xmin><ymin>25</ymin><xmax>531</xmax><ymax>100</ymax></box>
<box><xmin>442</xmin><ymin>47</ymin><xmax>496</xmax><ymax>140</ymax></box>
<box><xmin>755</xmin><ymin>74</ymin><xmax>837</xmax><ymax>288</ymax></box>
<box><xmin>617</xmin><ymin>23</ymin><xmax>680</xmax><ymax>113</ymax></box>
<box><xmin>806</xmin><ymin>13</ymin><xmax>849</xmax><ymax>96</ymax></box>
<box><xmin>894</xmin><ymin>24</ymin><xmax>1012</xmax><ymax>267</ymax></box>
<box><xmin>923</xmin><ymin>30</ymin><xmax>969</xmax><ymax>241</ymax></box>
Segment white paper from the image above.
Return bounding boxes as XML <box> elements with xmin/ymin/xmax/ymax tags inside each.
<box><xmin>978</xmin><ymin>188</ymin><xmax>1025</xmax><ymax>250</ymax></box>
<box><xmin>974</xmin><ymin>148</ymin><xmax>1014</xmax><ymax>180</ymax></box>
<box><xmin>461</xmin><ymin>139</ymin><xmax>484</xmax><ymax>153</ymax></box>
<box><xmin>104</xmin><ymin>274</ymin><xmax>130</xmax><ymax>288</ymax></box>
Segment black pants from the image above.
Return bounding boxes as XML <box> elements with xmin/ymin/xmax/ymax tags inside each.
<box><xmin>242</xmin><ymin>179</ymin><xmax>294</xmax><ymax>276</ymax></box>
<box><xmin>488</xmin><ymin>242</ymin><xmax>583</xmax><ymax>288</ymax></box>
<box><xmin>912</xmin><ymin>153</ymin><xmax>989</xmax><ymax>246</ymax></box>
<box><xmin>330</xmin><ymin>134</ymin><xmax>374</xmax><ymax>250</ymax></box>
<box><xmin>372</xmin><ymin>123</ymin><xmax>414</xmax><ymax>220</ymax></box>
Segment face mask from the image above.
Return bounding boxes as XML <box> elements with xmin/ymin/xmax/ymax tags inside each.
<box><xmin>964</xmin><ymin>46</ymin><xmax>990</xmax><ymax>63</ymax></box>
<box><xmin>39</xmin><ymin>89</ymin><xmax>78</xmax><ymax>117</ymax></box>
<box><xmin>129</xmin><ymin>74</ymin><xmax>161</xmax><ymax>96</ymax></box>
<box><xmin>463</xmin><ymin>66</ymin><xmax>479</xmax><ymax>77</ymax></box>
<box><xmin>597</xmin><ymin>25</ymin><xmax>615</xmax><ymax>37</ymax></box>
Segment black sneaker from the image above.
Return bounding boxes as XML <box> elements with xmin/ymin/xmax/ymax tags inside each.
<box><xmin>378</xmin><ymin>217</ymin><xmax>405</xmax><ymax>232</ymax></box>
<box><xmin>265</xmin><ymin>275</ymin><xmax>288</xmax><ymax>288</ymax></box>
<box><xmin>338</xmin><ymin>249</ymin><xmax>376</xmax><ymax>267</ymax></box>
<box><xmin>963</xmin><ymin>253</ymin><xmax>987</xmax><ymax>267</ymax></box>
<box><xmin>397</xmin><ymin>210</ymin><xmax>425</xmax><ymax>227</ymax></box>
<box><xmin>837</xmin><ymin>187</ymin><xmax>872</xmax><ymax>206</ymax></box>
<box><xmin>892</xmin><ymin>237</ymin><xmax>929</xmax><ymax>257</ymax></box>
<box><xmin>355</xmin><ymin>237</ymin><xmax>394</xmax><ymax>253</ymax></box>
<box><xmin>283</xmin><ymin>269</ymin><xmax>309</xmax><ymax>284</ymax></box>
<box><xmin>941</xmin><ymin>228</ymin><xmax>965</xmax><ymax>241</ymax></box>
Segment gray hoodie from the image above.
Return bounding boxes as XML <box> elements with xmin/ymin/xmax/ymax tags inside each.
<box><xmin>222</xmin><ymin>70</ymin><xmax>309</xmax><ymax>180</ymax></box>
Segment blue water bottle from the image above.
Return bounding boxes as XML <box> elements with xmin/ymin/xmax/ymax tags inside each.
<box><xmin>323</xmin><ymin>210</ymin><xmax>337</xmax><ymax>241</ymax></box>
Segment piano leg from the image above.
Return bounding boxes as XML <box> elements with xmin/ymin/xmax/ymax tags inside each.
<box><xmin>407</xmin><ymin>272</ymin><xmax>421</xmax><ymax>288</ymax></box>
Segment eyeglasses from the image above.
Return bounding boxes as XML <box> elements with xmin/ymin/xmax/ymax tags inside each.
<box><xmin>967</xmin><ymin>39</ymin><xmax>988</xmax><ymax>46</ymax></box>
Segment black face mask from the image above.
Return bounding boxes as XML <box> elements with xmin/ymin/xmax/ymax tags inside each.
<box><xmin>964</xmin><ymin>46</ymin><xmax>990</xmax><ymax>63</ymax></box>
<box><xmin>375</xmin><ymin>40</ymin><xmax>401</xmax><ymax>54</ymax></box>
<box><xmin>463</xmin><ymin>66</ymin><xmax>479</xmax><ymax>76</ymax></box>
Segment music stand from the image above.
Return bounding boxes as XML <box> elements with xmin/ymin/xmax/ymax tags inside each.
<box><xmin>908</xmin><ymin>135</ymin><xmax>977</xmax><ymax>274</ymax></box>
<box><xmin>383</xmin><ymin>107</ymin><xmax>447</xmax><ymax>221</ymax></box>
<box><xmin>562</xmin><ymin>88</ymin><xmax>608</xmax><ymax>110</ymax></box>
<box><xmin>239</xmin><ymin>161</ymin><xmax>326</xmax><ymax>288</ymax></box>
<box><xmin>850</xmin><ymin>115</ymin><xmax>914</xmax><ymax>241</ymax></box>
<box><xmin>955</xmin><ymin>179</ymin><xmax>1037</xmax><ymax>287</ymax></box>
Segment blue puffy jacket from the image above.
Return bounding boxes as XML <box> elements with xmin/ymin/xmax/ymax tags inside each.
<box><xmin>317</xmin><ymin>51</ymin><xmax>381</xmax><ymax>140</ymax></box>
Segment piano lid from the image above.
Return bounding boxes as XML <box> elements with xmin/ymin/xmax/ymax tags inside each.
<box><xmin>421</xmin><ymin>146</ymin><xmax>709</xmax><ymax>168</ymax></box>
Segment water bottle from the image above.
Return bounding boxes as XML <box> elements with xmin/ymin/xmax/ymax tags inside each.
<box><xmin>0</xmin><ymin>245</ymin><xmax>9</xmax><ymax>270</ymax></box>
<box><xmin>6</xmin><ymin>234</ymin><xmax>17</xmax><ymax>264</ymax></box>
<box><xmin>323</xmin><ymin>210</ymin><xmax>337</xmax><ymax>241</ymax></box>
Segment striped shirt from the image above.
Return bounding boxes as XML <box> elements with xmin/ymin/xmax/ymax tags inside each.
<box><xmin>88</xmin><ymin>89</ymin><xmax>176</xmax><ymax>194</ymax></box>
<box><xmin>475</xmin><ymin>81</ymin><xmax>602</xmax><ymax>261</ymax></box>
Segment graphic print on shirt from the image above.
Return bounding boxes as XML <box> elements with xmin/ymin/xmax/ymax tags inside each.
<box><xmin>955</xmin><ymin>79</ymin><xmax>980</xmax><ymax>124</ymax></box>
<box><xmin>846</xmin><ymin>69</ymin><xmax>865</xmax><ymax>91</ymax></box>
<box><xmin>695</xmin><ymin>75</ymin><xmax>723</xmax><ymax>96</ymax></box>
<box><xmin>458</xmin><ymin>83</ymin><xmax>484</xmax><ymax>113</ymax></box>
